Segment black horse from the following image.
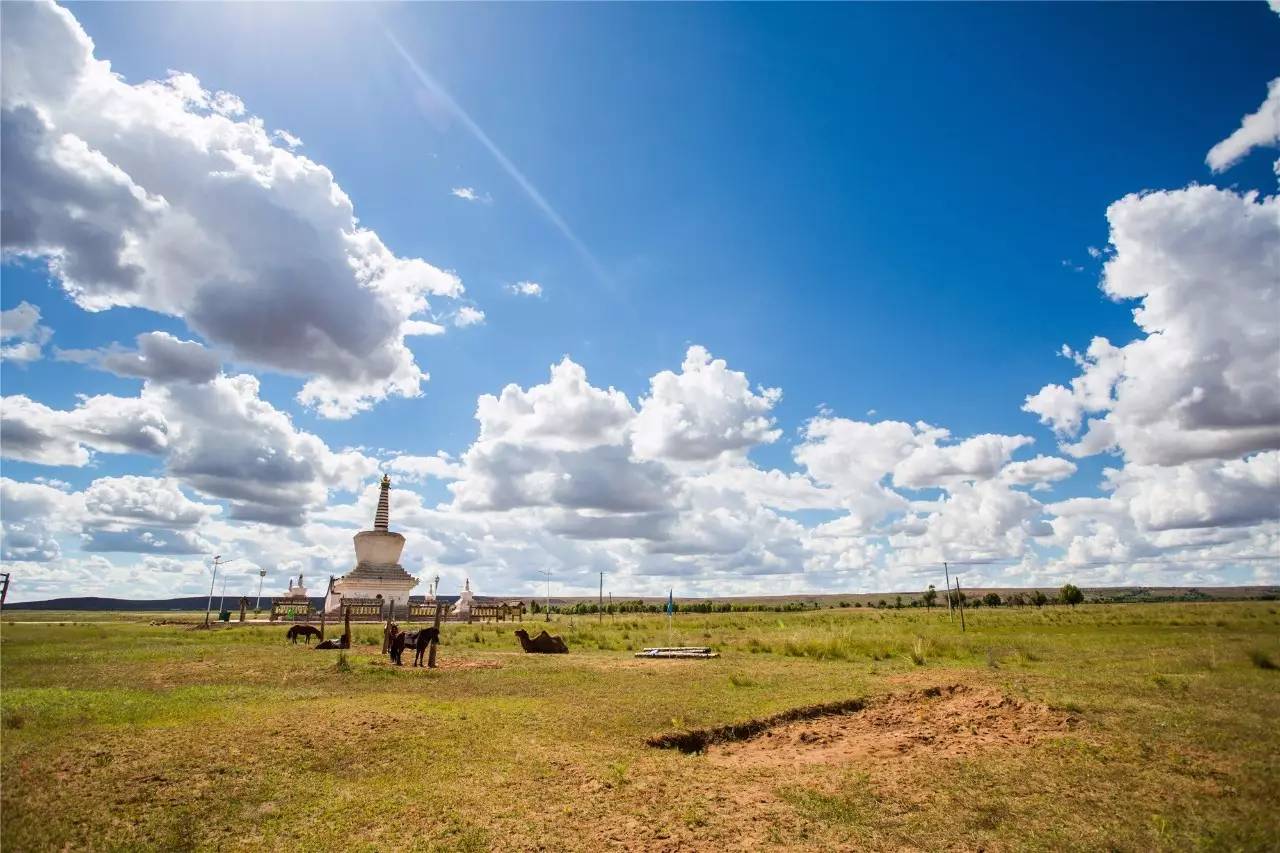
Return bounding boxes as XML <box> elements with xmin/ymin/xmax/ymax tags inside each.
<box><xmin>286</xmin><ymin>624</ymin><xmax>322</xmax><ymax>644</ymax></box>
<box><xmin>389</xmin><ymin>627</ymin><xmax>408</xmax><ymax>665</ymax></box>
<box><xmin>411</xmin><ymin>627</ymin><xmax>440</xmax><ymax>667</ymax></box>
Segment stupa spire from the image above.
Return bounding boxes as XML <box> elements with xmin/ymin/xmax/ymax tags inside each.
<box><xmin>374</xmin><ymin>474</ymin><xmax>391</xmax><ymax>531</ymax></box>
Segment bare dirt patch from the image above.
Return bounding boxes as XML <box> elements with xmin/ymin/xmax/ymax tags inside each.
<box><xmin>647</xmin><ymin>698</ymin><xmax>867</xmax><ymax>753</ymax></box>
<box><xmin>703</xmin><ymin>685</ymin><xmax>1075</xmax><ymax>769</ymax></box>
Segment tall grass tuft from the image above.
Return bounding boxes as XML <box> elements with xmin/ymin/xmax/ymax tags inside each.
<box><xmin>334</xmin><ymin>652</ymin><xmax>352</xmax><ymax>673</ymax></box>
<box><xmin>909</xmin><ymin>637</ymin><xmax>927</xmax><ymax>666</ymax></box>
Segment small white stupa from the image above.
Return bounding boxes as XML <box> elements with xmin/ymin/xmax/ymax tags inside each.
<box><xmin>286</xmin><ymin>573</ymin><xmax>307</xmax><ymax>598</ymax></box>
<box><xmin>452</xmin><ymin>578</ymin><xmax>476</xmax><ymax>619</ymax></box>
<box><xmin>324</xmin><ymin>475</ymin><xmax>418</xmax><ymax>614</ymax></box>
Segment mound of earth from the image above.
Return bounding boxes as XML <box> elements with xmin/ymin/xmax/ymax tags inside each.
<box><xmin>706</xmin><ymin>685</ymin><xmax>1075</xmax><ymax>768</ymax></box>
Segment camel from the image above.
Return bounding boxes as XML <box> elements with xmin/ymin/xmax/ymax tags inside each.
<box><xmin>286</xmin><ymin>624</ymin><xmax>322</xmax><ymax>644</ymax></box>
<box><xmin>515</xmin><ymin>629</ymin><xmax>569</xmax><ymax>654</ymax></box>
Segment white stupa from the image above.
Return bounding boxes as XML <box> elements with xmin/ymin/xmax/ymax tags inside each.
<box><xmin>452</xmin><ymin>577</ymin><xmax>476</xmax><ymax>619</ymax></box>
<box><xmin>324</xmin><ymin>475</ymin><xmax>418</xmax><ymax>614</ymax></box>
<box><xmin>286</xmin><ymin>573</ymin><xmax>308</xmax><ymax>598</ymax></box>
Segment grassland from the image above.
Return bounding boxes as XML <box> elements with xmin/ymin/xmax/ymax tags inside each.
<box><xmin>2</xmin><ymin>602</ymin><xmax>1278</xmax><ymax>851</ymax></box>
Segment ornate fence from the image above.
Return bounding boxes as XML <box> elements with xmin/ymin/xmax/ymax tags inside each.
<box><xmin>269</xmin><ymin>597</ymin><xmax>313</xmax><ymax>622</ymax></box>
<box><xmin>340</xmin><ymin>598</ymin><xmax>386</xmax><ymax>620</ymax></box>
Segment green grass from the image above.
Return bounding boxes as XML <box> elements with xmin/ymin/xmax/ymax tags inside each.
<box><xmin>2</xmin><ymin>602</ymin><xmax>1278</xmax><ymax>850</ymax></box>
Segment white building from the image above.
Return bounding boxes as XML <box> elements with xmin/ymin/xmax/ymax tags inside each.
<box><xmin>323</xmin><ymin>475</ymin><xmax>418</xmax><ymax>615</ymax></box>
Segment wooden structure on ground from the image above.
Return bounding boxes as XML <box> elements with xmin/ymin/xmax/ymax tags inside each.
<box><xmin>634</xmin><ymin>647</ymin><xmax>719</xmax><ymax>659</ymax></box>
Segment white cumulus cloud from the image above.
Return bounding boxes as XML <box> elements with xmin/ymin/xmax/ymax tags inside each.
<box><xmin>1024</xmin><ymin>186</ymin><xmax>1280</xmax><ymax>467</ymax></box>
<box><xmin>451</xmin><ymin>187</ymin><xmax>490</xmax><ymax>203</ymax></box>
<box><xmin>0</xmin><ymin>1</ymin><xmax>468</xmax><ymax>418</ymax></box>
<box><xmin>1206</xmin><ymin>78</ymin><xmax>1280</xmax><ymax>173</ymax></box>
<box><xmin>505</xmin><ymin>281</ymin><xmax>543</xmax><ymax>298</ymax></box>
<box><xmin>0</xmin><ymin>301</ymin><xmax>53</xmax><ymax>363</ymax></box>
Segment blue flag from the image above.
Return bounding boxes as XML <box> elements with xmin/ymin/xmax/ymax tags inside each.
<box><xmin>666</xmin><ymin>588</ymin><xmax>674</xmax><ymax>615</ymax></box>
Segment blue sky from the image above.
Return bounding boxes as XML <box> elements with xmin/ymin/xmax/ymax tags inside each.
<box><xmin>2</xmin><ymin>2</ymin><xmax>1278</xmax><ymax>601</ymax></box>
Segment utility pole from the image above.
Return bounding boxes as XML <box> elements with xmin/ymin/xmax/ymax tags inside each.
<box><xmin>255</xmin><ymin>568</ymin><xmax>267</xmax><ymax>611</ymax></box>
<box><xmin>320</xmin><ymin>577</ymin><xmax>331</xmax><ymax>639</ymax></box>
<box><xmin>943</xmin><ymin>561</ymin><xmax>954</xmax><ymax>622</ymax></box>
<box><xmin>599</xmin><ymin>572</ymin><xmax>604</xmax><ymax>623</ymax></box>
<box><xmin>204</xmin><ymin>555</ymin><xmax>235</xmax><ymax>627</ymax></box>
<box><xmin>427</xmin><ymin>600</ymin><xmax>443</xmax><ymax>668</ymax></box>
<box><xmin>204</xmin><ymin>555</ymin><xmax>219</xmax><ymax>627</ymax></box>
<box><xmin>956</xmin><ymin>575</ymin><xmax>967</xmax><ymax>632</ymax></box>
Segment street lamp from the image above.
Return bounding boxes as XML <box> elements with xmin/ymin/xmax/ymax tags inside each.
<box><xmin>204</xmin><ymin>555</ymin><xmax>236</xmax><ymax>627</ymax></box>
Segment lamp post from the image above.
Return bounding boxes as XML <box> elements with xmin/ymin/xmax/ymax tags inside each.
<box><xmin>255</xmin><ymin>568</ymin><xmax>267</xmax><ymax>611</ymax></box>
<box><xmin>204</xmin><ymin>555</ymin><xmax>236</xmax><ymax>627</ymax></box>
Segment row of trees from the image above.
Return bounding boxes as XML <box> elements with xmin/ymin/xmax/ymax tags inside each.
<box><xmin>917</xmin><ymin>583</ymin><xmax>1085</xmax><ymax>609</ymax></box>
<box><xmin>523</xmin><ymin>584</ymin><xmax>1088</xmax><ymax>615</ymax></box>
<box><xmin>528</xmin><ymin>599</ymin><xmax>825</xmax><ymax>616</ymax></box>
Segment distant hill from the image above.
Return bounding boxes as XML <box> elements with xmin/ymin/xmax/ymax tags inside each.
<box><xmin>2</xmin><ymin>595</ymin><xmax>325</xmax><ymax>612</ymax></box>
<box><xmin>4</xmin><ymin>586</ymin><xmax>1276</xmax><ymax>611</ymax></box>
<box><xmin>2</xmin><ymin>594</ymin><xmax>461</xmax><ymax>612</ymax></box>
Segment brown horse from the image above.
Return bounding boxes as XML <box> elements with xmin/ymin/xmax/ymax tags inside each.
<box><xmin>286</xmin><ymin>624</ymin><xmax>322</xmax><ymax>644</ymax></box>
<box><xmin>515</xmin><ymin>629</ymin><xmax>568</xmax><ymax>654</ymax></box>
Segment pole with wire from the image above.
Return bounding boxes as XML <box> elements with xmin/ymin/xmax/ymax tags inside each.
<box><xmin>943</xmin><ymin>561</ymin><xmax>954</xmax><ymax>622</ymax></box>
